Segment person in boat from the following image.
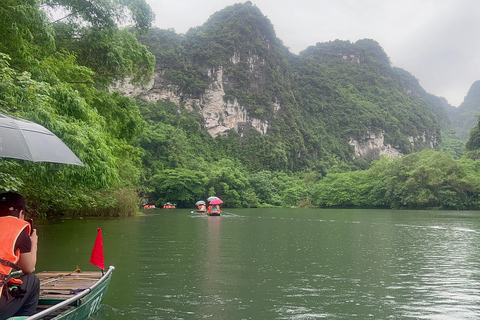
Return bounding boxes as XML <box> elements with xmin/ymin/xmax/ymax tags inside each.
<box><xmin>208</xmin><ymin>204</ymin><xmax>220</xmax><ymax>214</ymax></box>
<box><xmin>0</xmin><ymin>192</ymin><xmax>39</xmax><ymax>320</ymax></box>
<box><xmin>197</xmin><ymin>204</ymin><xmax>206</xmax><ymax>212</ymax></box>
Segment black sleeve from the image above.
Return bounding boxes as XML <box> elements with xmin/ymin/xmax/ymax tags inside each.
<box><xmin>15</xmin><ymin>229</ymin><xmax>32</xmax><ymax>253</ymax></box>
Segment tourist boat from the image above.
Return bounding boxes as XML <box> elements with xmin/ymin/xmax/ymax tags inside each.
<box><xmin>163</xmin><ymin>202</ymin><xmax>176</xmax><ymax>209</ymax></box>
<box><xmin>195</xmin><ymin>200</ymin><xmax>206</xmax><ymax>213</ymax></box>
<box><xmin>8</xmin><ymin>266</ymin><xmax>114</xmax><ymax>320</ymax></box>
<box><xmin>207</xmin><ymin>204</ymin><xmax>221</xmax><ymax>216</ymax></box>
<box><xmin>207</xmin><ymin>198</ymin><xmax>222</xmax><ymax>216</ymax></box>
<box><xmin>207</xmin><ymin>212</ymin><xmax>221</xmax><ymax>216</ymax></box>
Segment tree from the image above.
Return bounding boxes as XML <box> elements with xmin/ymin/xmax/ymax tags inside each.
<box><xmin>44</xmin><ymin>0</ymin><xmax>155</xmax><ymax>86</ymax></box>
<box><xmin>151</xmin><ymin>168</ymin><xmax>208</xmax><ymax>207</ymax></box>
<box><xmin>44</xmin><ymin>0</ymin><xmax>154</xmax><ymax>30</ymax></box>
<box><xmin>206</xmin><ymin>159</ymin><xmax>249</xmax><ymax>207</ymax></box>
<box><xmin>0</xmin><ymin>0</ymin><xmax>55</xmax><ymax>69</ymax></box>
<box><xmin>465</xmin><ymin>116</ymin><xmax>480</xmax><ymax>152</ymax></box>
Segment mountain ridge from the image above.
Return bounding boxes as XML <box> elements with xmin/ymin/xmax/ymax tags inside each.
<box><xmin>116</xmin><ymin>1</ymin><xmax>471</xmax><ymax>171</ymax></box>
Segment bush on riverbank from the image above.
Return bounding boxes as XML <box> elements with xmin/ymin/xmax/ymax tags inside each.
<box><xmin>311</xmin><ymin>149</ymin><xmax>480</xmax><ymax>210</ymax></box>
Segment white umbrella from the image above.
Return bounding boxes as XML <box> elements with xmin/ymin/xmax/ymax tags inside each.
<box><xmin>207</xmin><ymin>196</ymin><xmax>219</xmax><ymax>202</ymax></box>
<box><xmin>0</xmin><ymin>114</ymin><xmax>84</xmax><ymax>166</ymax></box>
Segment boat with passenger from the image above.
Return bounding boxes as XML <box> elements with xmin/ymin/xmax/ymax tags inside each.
<box><xmin>207</xmin><ymin>204</ymin><xmax>221</xmax><ymax>216</ymax></box>
<box><xmin>7</xmin><ymin>266</ymin><xmax>114</xmax><ymax>320</ymax></box>
<box><xmin>206</xmin><ymin>197</ymin><xmax>223</xmax><ymax>216</ymax></box>
<box><xmin>163</xmin><ymin>202</ymin><xmax>176</xmax><ymax>209</ymax></box>
<box><xmin>196</xmin><ymin>200</ymin><xmax>206</xmax><ymax>213</ymax></box>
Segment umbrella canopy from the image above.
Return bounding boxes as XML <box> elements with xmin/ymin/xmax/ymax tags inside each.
<box><xmin>210</xmin><ymin>198</ymin><xmax>223</xmax><ymax>205</ymax></box>
<box><xmin>207</xmin><ymin>196</ymin><xmax>219</xmax><ymax>202</ymax></box>
<box><xmin>0</xmin><ymin>114</ymin><xmax>84</xmax><ymax>166</ymax></box>
<box><xmin>195</xmin><ymin>200</ymin><xmax>206</xmax><ymax>206</ymax></box>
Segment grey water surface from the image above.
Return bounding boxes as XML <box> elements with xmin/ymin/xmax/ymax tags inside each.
<box><xmin>35</xmin><ymin>208</ymin><xmax>480</xmax><ymax>319</ymax></box>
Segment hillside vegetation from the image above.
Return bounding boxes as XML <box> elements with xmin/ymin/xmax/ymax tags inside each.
<box><xmin>1</xmin><ymin>1</ymin><xmax>480</xmax><ymax>214</ymax></box>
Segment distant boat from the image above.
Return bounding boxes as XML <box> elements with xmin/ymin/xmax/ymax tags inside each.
<box><xmin>9</xmin><ymin>266</ymin><xmax>114</xmax><ymax>320</ymax></box>
<box><xmin>163</xmin><ymin>202</ymin><xmax>176</xmax><ymax>209</ymax></box>
<box><xmin>207</xmin><ymin>204</ymin><xmax>221</xmax><ymax>216</ymax></box>
<box><xmin>195</xmin><ymin>200</ymin><xmax>206</xmax><ymax>213</ymax></box>
<box><xmin>207</xmin><ymin>198</ymin><xmax>222</xmax><ymax>216</ymax></box>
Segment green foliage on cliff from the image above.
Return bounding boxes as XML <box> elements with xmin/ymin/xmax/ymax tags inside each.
<box><xmin>451</xmin><ymin>81</ymin><xmax>480</xmax><ymax>140</ymax></box>
<box><xmin>294</xmin><ymin>39</ymin><xmax>445</xmax><ymax>161</ymax></box>
<box><xmin>137</xmin><ymin>3</ymin><xmax>459</xmax><ymax>173</ymax></box>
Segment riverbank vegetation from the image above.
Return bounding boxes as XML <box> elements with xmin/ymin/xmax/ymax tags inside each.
<box><xmin>136</xmin><ymin>97</ymin><xmax>480</xmax><ymax>210</ymax></box>
<box><xmin>1</xmin><ymin>1</ymin><xmax>480</xmax><ymax>217</ymax></box>
<box><xmin>0</xmin><ymin>0</ymin><xmax>154</xmax><ymax>217</ymax></box>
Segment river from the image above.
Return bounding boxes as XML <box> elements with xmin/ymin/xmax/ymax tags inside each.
<box><xmin>34</xmin><ymin>208</ymin><xmax>480</xmax><ymax>319</ymax></box>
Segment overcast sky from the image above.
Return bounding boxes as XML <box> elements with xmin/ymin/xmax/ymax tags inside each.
<box><xmin>145</xmin><ymin>0</ymin><xmax>480</xmax><ymax>107</ymax></box>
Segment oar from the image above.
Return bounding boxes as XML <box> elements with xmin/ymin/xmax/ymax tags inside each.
<box><xmin>221</xmin><ymin>211</ymin><xmax>238</xmax><ymax>216</ymax></box>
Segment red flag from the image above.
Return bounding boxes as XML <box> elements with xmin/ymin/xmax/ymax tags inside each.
<box><xmin>90</xmin><ymin>228</ymin><xmax>105</xmax><ymax>270</ymax></box>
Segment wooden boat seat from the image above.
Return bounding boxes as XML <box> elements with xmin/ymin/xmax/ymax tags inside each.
<box><xmin>7</xmin><ymin>266</ymin><xmax>113</xmax><ymax>320</ymax></box>
<box><xmin>35</xmin><ymin>271</ymin><xmax>104</xmax><ymax>318</ymax></box>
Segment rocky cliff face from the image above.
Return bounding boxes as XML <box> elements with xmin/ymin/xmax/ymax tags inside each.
<box><xmin>113</xmin><ymin>51</ymin><xmax>438</xmax><ymax>161</ymax></box>
<box><xmin>349</xmin><ymin>130</ymin><xmax>438</xmax><ymax>159</ymax></box>
<box><xmin>111</xmin><ymin>2</ymin><xmax>289</xmax><ymax>140</ymax></box>
<box><xmin>349</xmin><ymin>131</ymin><xmax>403</xmax><ymax>159</ymax></box>
<box><xmin>112</xmin><ymin>63</ymin><xmax>271</xmax><ymax>137</ymax></box>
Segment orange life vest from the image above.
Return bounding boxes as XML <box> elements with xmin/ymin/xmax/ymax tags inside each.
<box><xmin>207</xmin><ymin>205</ymin><xmax>220</xmax><ymax>214</ymax></box>
<box><xmin>0</xmin><ymin>216</ymin><xmax>31</xmax><ymax>296</ymax></box>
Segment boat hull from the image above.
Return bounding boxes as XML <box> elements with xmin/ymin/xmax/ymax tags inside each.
<box><xmin>48</xmin><ymin>269</ymin><xmax>112</xmax><ymax>320</ymax></box>
<box><xmin>10</xmin><ymin>266</ymin><xmax>114</xmax><ymax>320</ymax></box>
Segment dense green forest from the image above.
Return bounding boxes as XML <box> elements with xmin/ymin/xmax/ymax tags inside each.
<box><xmin>1</xmin><ymin>1</ymin><xmax>480</xmax><ymax>216</ymax></box>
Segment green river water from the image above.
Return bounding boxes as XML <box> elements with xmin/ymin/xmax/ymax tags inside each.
<box><xmin>34</xmin><ymin>208</ymin><xmax>480</xmax><ymax>319</ymax></box>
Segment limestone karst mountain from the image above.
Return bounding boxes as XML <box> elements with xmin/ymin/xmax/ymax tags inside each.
<box><xmin>115</xmin><ymin>1</ymin><xmax>468</xmax><ymax>171</ymax></box>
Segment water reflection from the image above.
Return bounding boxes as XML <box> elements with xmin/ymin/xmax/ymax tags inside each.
<box><xmin>196</xmin><ymin>216</ymin><xmax>226</xmax><ymax>317</ymax></box>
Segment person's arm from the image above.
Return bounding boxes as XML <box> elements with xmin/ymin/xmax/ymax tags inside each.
<box><xmin>18</xmin><ymin>229</ymin><xmax>38</xmax><ymax>274</ymax></box>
